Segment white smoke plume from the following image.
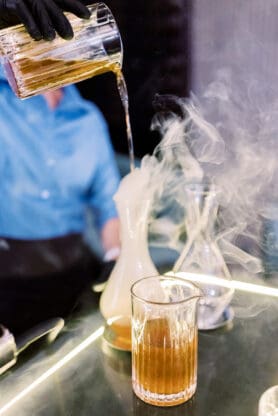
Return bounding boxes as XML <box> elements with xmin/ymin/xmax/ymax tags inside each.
<box><xmin>119</xmin><ymin>66</ymin><xmax>278</xmax><ymax>284</ymax></box>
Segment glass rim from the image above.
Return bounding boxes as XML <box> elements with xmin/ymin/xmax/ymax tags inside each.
<box><xmin>258</xmin><ymin>385</ymin><xmax>278</xmax><ymax>414</ymax></box>
<box><xmin>131</xmin><ymin>275</ymin><xmax>202</xmax><ymax>306</ymax></box>
<box><xmin>259</xmin><ymin>384</ymin><xmax>278</xmax><ymax>399</ymax></box>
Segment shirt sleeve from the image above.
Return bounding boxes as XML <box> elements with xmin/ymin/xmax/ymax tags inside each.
<box><xmin>88</xmin><ymin>111</ymin><xmax>121</xmax><ymax>231</ymax></box>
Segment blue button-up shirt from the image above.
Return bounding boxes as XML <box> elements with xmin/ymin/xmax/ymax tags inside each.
<box><xmin>0</xmin><ymin>67</ymin><xmax>120</xmax><ymax>239</ymax></box>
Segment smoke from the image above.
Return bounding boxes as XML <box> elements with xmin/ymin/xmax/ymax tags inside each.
<box><xmin>115</xmin><ymin>64</ymin><xmax>278</xmax><ymax>319</ymax></box>
<box><xmin>146</xmin><ymin>68</ymin><xmax>278</xmax><ymax>273</ymax></box>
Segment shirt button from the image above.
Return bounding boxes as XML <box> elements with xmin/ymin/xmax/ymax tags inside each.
<box><xmin>26</xmin><ymin>113</ymin><xmax>40</xmax><ymax>123</ymax></box>
<box><xmin>46</xmin><ymin>158</ymin><xmax>56</xmax><ymax>166</ymax></box>
<box><xmin>41</xmin><ymin>190</ymin><xmax>50</xmax><ymax>199</ymax></box>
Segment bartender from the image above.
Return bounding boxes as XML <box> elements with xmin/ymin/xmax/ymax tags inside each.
<box><xmin>0</xmin><ymin>0</ymin><xmax>121</xmax><ymax>335</ymax></box>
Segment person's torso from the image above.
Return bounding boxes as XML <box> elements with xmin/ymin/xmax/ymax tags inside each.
<box><xmin>0</xmin><ymin>78</ymin><xmax>111</xmax><ymax>239</ymax></box>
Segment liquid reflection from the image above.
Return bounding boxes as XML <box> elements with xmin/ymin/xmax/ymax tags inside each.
<box><xmin>101</xmin><ymin>340</ymin><xmax>133</xmax><ymax>414</ymax></box>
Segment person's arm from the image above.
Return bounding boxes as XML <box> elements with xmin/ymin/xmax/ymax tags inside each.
<box><xmin>0</xmin><ymin>0</ymin><xmax>90</xmax><ymax>41</ymax></box>
<box><xmin>88</xmin><ymin>113</ymin><xmax>121</xmax><ymax>291</ymax></box>
<box><xmin>93</xmin><ymin>217</ymin><xmax>120</xmax><ymax>292</ymax></box>
<box><xmin>84</xmin><ymin>99</ymin><xmax>121</xmax><ymax>260</ymax></box>
<box><xmin>101</xmin><ymin>217</ymin><xmax>121</xmax><ymax>261</ymax></box>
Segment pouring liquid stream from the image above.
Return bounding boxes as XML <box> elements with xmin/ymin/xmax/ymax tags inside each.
<box><xmin>114</xmin><ymin>65</ymin><xmax>135</xmax><ymax>172</ymax></box>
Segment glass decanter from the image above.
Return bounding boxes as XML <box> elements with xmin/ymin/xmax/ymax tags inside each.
<box><xmin>173</xmin><ymin>183</ymin><xmax>234</xmax><ymax>330</ymax></box>
<box><xmin>100</xmin><ymin>196</ymin><xmax>158</xmax><ymax>351</ymax></box>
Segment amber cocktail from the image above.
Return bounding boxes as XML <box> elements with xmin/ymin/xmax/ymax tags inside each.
<box><xmin>131</xmin><ymin>276</ymin><xmax>201</xmax><ymax>407</ymax></box>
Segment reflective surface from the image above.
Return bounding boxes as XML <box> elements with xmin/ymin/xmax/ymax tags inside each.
<box><xmin>0</xmin><ymin>276</ymin><xmax>277</xmax><ymax>416</ymax></box>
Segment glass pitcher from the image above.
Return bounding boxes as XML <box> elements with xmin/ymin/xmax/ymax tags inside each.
<box><xmin>0</xmin><ymin>3</ymin><xmax>122</xmax><ymax>98</ymax></box>
<box><xmin>131</xmin><ymin>275</ymin><xmax>201</xmax><ymax>406</ymax></box>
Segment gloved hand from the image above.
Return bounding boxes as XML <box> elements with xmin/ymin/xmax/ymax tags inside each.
<box><xmin>0</xmin><ymin>0</ymin><xmax>91</xmax><ymax>41</ymax></box>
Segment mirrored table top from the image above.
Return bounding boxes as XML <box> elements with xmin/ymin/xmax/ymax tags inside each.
<box><xmin>0</xmin><ymin>274</ymin><xmax>277</xmax><ymax>416</ymax></box>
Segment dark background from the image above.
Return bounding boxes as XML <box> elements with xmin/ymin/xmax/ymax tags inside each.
<box><xmin>77</xmin><ymin>0</ymin><xmax>192</xmax><ymax>158</ymax></box>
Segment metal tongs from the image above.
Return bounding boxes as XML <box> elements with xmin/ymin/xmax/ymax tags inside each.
<box><xmin>0</xmin><ymin>317</ymin><xmax>64</xmax><ymax>376</ymax></box>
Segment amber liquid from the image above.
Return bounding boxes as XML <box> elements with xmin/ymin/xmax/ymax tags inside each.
<box><xmin>6</xmin><ymin>56</ymin><xmax>135</xmax><ymax>171</ymax></box>
<box><xmin>7</xmin><ymin>57</ymin><xmax>117</xmax><ymax>97</ymax></box>
<box><xmin>132</xmin><ymin>318</ymin><xmax>198</xmax><ymax>406</ymax></box>
<box><xmin>114</xmin><ymin>67</ymin><xmax>135</xmax><ymax>171</ymax></box>
<box><xmin>104</xmin><ymin>316</ymin><xmax>132</xmax><ymax>351</ymax></box>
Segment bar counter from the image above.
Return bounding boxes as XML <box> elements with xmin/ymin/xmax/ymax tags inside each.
<box><xmin>0</xmin><ymin>273</ymin><xmax>277</xmax><ymax>416</ymax></box>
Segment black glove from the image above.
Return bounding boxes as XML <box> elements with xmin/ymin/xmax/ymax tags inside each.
<box><xmin>0</xmin><ymin>0</ymin><xmax>91</xmax><ymax>41</ymax></box>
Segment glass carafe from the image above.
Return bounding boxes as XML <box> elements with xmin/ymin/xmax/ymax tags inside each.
<box><xmin>100</xmin><ymin>198</ymin><xmax>158</xmax><ymax>351</ymax></box>
<box><xmin>173</xmin><ymin>183</ymin><xmax>234</xmax><ymax>330</ymax></box>
<box><xmin>0</xmin><ymin>3</ymin><xmax>122</xmax><ymax>98</ymax></box>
